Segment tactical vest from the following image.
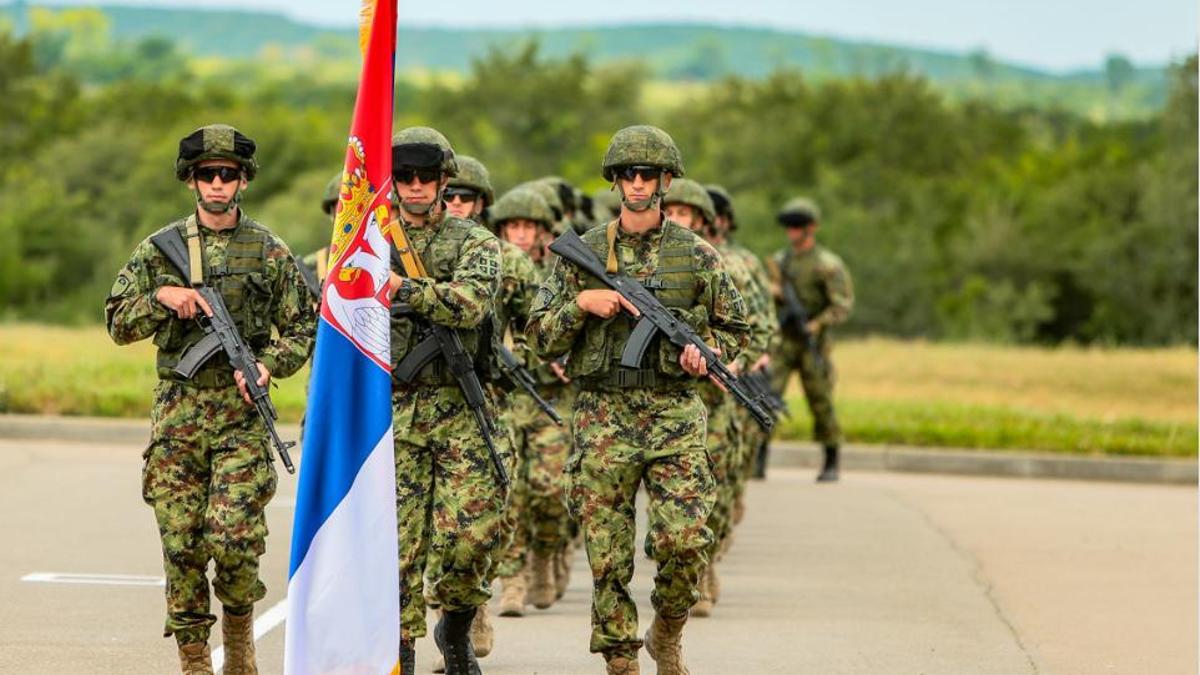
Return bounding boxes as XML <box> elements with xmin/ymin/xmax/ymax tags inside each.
<box><xmin>781</xmin><ymin>246</ymin><xmax>832</xmax><ymax>332</ymax></box>
<box><xmin>570</xmin><ymin>220</ymin><xmax>703</xmax><ymax>390</ymax></box>
<box><xmin>153</xmin><ymin>218</ymin><xmax>273</xmax><ymax>387</ymax></box>
<box><xmin>390</xmin><ymin>216</ymin><xmax>490</xmax><ymax>386</ymax></box>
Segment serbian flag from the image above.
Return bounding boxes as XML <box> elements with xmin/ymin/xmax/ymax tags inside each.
<box><xmin>285</xmin><ymin>0</ymin><xmax>400</xmax><ymax>673</ymax></box>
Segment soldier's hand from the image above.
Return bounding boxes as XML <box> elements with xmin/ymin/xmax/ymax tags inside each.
<box><xmin>234</xmin><ymin>362</ymin><xmax>271</xmax><ymax>405</ymax></box>
<box><xmin>387</xmin><ymin>272</ymin><xmax>404</xmax><ymax>299</ymax></box>
<box><xmin>752</xmin><ymin>353</ymin><xmax>771</xmax><ymax>373</ymax></box>
<box><xmin>680</xmin><ymin>344</ymin><xmax>717</xmax><ymax>377</ymax></box>
<box><xmin>577</xmin><ymin>289</ymin><xmax>640</xmax><ymax>319</ymax></box>
<box><xmin>804</xmin><ymin>320</ymin><xmax>821</xmax><ymax>336</ymax></box>
<box><xmin>155</xmin><ymin>286</ymin><xmax>213</xmax><ymax>320</ymax></box>
<box><xmin>549</xmin><ymin>360</ymin><xmax>571</xmax><ymax>384</ymax></box>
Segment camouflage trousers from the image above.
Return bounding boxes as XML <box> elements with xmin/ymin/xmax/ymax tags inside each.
<box><xmin>568</xmin><ymin>388</ymin><xmax>715</xmax><ymax>656</ymax></box>
<box><xmin>734</xmin><ymin>403</ymin><xmax>768</xmax><ymax>498</ymax></box>
<box><xmin>492</xmin><ymin>401</ymin><xmax>531</xmax><ymax>580</ymax></box>
<box><xmin>393</xmin><ymin>386</ymin><xmax>508</xmax><ymax>639</ymax></box>
<box><xmin>142</xmin><ymin>381</ymin><xmax>277</xmax><ymax>645</ymax></box>
<box><xmin>771</xmin><ymin>339</ymin><xmax>841</xmax><ymax>445</ymax></box>
<box><xmin>524</xmin><ymin>388</ymin><xmax>573</xmax><ymax>557</ymax></box>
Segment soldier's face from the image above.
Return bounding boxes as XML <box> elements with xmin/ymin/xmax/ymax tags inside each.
<box><xmin>187</xmin><ymin>159</ymin><xmax>246</xmax><ymax>205</ymax></box>
<box><xmin>665</xmin><ymin>204</ymin><xmax>699</xmax><ymax>231</ymax></box>
<box><xmin>786</xmin><ymin>223</ymin><xmax>819</xmax><ymax>248</ymax></box>
<box><xmin>502</xmin><ymin>219</ymin><xmax>539</xmax><ymax>254</ymax></box>
<box><xmin>617</xmin><ymin>171</ymin><xmax>672</xmax><ymax>203</ymax></box>
<box><xmin>395</xmin><ymin>167</ymin><xmax>446</xmax><ymax>207</ymax></box>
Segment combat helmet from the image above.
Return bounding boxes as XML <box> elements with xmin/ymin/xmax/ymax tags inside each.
<box><xmin>601</xmin><ymin>125</ymin><xmax>684</xmax><ymax>212</ymax></box>
<box><xmin>449</xmin><ymin>155</ymin><xmax>495</xmax><ymax>207</ymax></box>
<box><xmin>514</xmin><ymin>179</ymin><xmax>564</xmax><ymax>231</ymax></box>
<box><xmin>539</xmin><ymin>176</ymin><xmax>577</xmax><ymax>214</ymax></box>
<box><xmin>705</xmin><ymin>183</ymin><xmax>737</xmax><ymax>230</ymax></box>
<box><xmin>489</xmin><ymin>187</ymin><xmax>554</xmax><ymax>230</ymax></box>
<box><xmin>392</xmin><ymin>126</ymin><xmax>457</xmax><ymax>215</ymax></box>
<box><xmin>777</xmin><ymin>197</ymin><xmax>822</xmax><ymax>227</ymax></box>
<box><xmin>321</xmin><ymin>172</ymin><xmax>342</xmax><ymax>215</ymax></box>
<box><xmin>663</xmin><ymin>178</ymin><xmax>716</xmax><ymax>227</ymax></box>
<box><xmin>175</xmin><ymin>124</ymin><xmax>258</xmax><ymax>181</ymax></box>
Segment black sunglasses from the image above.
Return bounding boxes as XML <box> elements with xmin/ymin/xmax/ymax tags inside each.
<box><xmin>393</xmin><ymin>166</ymin><xmax>442</xmax><ymax>184</ymax></box>
<box><xmin>444</xmin><ymin>187</ymin><xmax>480</xmax><ymax>202</ymax></box>
<box><xmin>616</xmin><ymin>165</ymin><xmax>662</xmax><ymax>182</ymax></box>
<box><xmin>193</xmin><ymin>166</ymin><xmax>243</xmax><ymax>183</ymax></box>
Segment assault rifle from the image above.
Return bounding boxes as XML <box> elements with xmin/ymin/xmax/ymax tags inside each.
<box><xmin>150</xmin><ymin>228</ymin><xmax>296</xmax><ymax>474</ymax></box>
<box><xmin>777</xmin><ymin>255</ymin><xmax>825</xmax><ymax>371</ymax></box>
<box><xmin>389</xmin><ymin>229</ymin><xmax>508</xmax><ymax>489</ymax></box>
<box><xmin>294</xmin><ymin>256</ymin><xmax>322</xmax><ymax>302</ymax></box>
<box><xmin>548</xmin><ymin>229</ymin><xmax>775</xmax><ymax>432</ymax></box>
<box><xmin>495</xmin><ymin>343</ymin><xmax>564</xmax><ymax>426</ymax></box>
<box><xmin>743</xmin><ymin>368</ymin><xmax>789</xmax><ymax>419</ymax></box>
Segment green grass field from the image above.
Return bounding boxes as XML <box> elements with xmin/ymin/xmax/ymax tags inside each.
<box><xmin>0</xmin><ymin>326</ymin><xmax>1194</xmax><ymax>457</ymax></box>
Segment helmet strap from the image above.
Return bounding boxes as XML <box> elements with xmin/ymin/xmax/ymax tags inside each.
<box><xmin>614</xmin><ymin>180</ymin><xmax>662</xmax><ymax>213</ymax></box>
<box><xmin>194</xmin><ymin>185</ymin><xmax>242</xmax><ymax>215</ymax></box>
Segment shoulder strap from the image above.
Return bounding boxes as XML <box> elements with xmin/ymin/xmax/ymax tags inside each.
<box><xmin>315</xmin><ymin>248</ymin><xmax>328</xmax><ymax>282</ymax></box>
<box><xmin>183</xmin><ymin>216</ymin><xmax>204</xmax><ymax>286</ymax></box>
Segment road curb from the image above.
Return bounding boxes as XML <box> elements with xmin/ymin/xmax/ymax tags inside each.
<box><xmin>0</xmin><ymin>414</ymin><xmax>1194</xmax><ymax>485</ymax></box>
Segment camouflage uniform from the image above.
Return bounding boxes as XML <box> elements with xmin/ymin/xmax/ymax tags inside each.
<box><xmin>527</xmin><ymin>209</ymin><xmax>750</xmax><ymax>658</ymax></box>
<box><xmin>107</xmin><ymin>213</ymin><xmax>314</xmax><ymax>647</ymax></box>
<box><xmin>769</xmin><ymin>199</ymin><xmax>854</xmax><ymax>450</ymax></box>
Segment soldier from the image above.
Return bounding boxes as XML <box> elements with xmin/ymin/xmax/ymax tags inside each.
<box><xmin>527</xmin><ymin>125</ymin><xmax>750</xmax><ymax>675</ymax></box>
<box><xmin>704</xmin><ymin>184</ymin><xmax>775</xmax><ymax>518</ymax></box>
<box><xmin>105</xmin><ymin>124</ymin><xmax>315</xmax><ymax>674</ymax></box>
<box><xmin>387</xmin><ymin>127</ymin><xmax>504</xmax><ymax>675</ymax></box>
<box><xmin>488</xmin><ymin>187</ymin><xmax>576</xmax><ymax>616</ymax></box>
<box><xmin>443</xmin><ymin>154</ymin><xmax>494</xmax><ymax>223</ymax></box>
<box><xmin>295</xmin><ymin>172</ymin><xmax>342</xmax><ymax>305</ymax></box>
<box><xmin>661</xmin><ymin>179</ymin><xmax>773</xmax><ymax>619</ymax></box>
<box><xmin>768</xmin><ymin>197</ymin><xmax>854</xmax><ymax>482</ymax></box>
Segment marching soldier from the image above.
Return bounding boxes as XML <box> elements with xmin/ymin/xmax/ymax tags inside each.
<box><xmin>768</xmin><ymin>197</ymin><xmax>854</xmax><ymax>482</ymax></box>
<box><xmin>528</xmin><ymin>125</ymin><xmax>750</xmax><ymax>675</ymax></box>
<box><xmin>105</xmin><ymin>124</ymin><xmax>315</xmax><ymax>674</ymax></box>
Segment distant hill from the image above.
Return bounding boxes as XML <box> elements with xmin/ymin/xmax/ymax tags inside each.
<box><xmin>0</xmin><ymin>3</ymin><xmax>1171</xmax><ymax>102</ymax></box>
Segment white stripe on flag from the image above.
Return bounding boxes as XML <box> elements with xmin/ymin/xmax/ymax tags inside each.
<box><xmin>285</xmin><ymin>429</ymin><xmax>399</xmax><ymax>674</ymax></box>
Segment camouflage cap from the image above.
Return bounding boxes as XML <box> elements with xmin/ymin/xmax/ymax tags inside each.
<box><xmin>321</xmin><ymin>171</ymin><xmax>342</xmax><ymax>214</ymax></box>
<box><xmin>663</xmin><ymin>178</ymin><xmax>716</xmax><ymax>225</ymax></box>
<box><xmin>391</xmin><ymin>126</ymin><xmax>457</xmax><ymax>176</ymax></box>
<box><xmin>175</xmin><ymin>124</ymin><xmax>258</xmax><ymax>181</ymax></box>
<box><xmin>448</xmin><ymin>155</ymin><xmax>494</xmax><ymax>205</ymax></box>
<box><xmin>489</xmin><ymin>187</ymin><xmax>554</xmax><ymax>228</ymax></box>
<box><xmin>601</xmin><ymin>125</ymin><xmax>685</xmax><ymax>181</ymax></box>
<box><xmin>778</xmin><ymin>197</ymin><xmax>822</xmax><ymax>227</ymax></box>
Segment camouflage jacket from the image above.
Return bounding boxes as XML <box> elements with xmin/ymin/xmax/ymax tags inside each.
<box><xmin>718</xmin><ymin>240</ymin><xmax>776</xmax><ymax>372</ymax></box>
<box><xmin>105</xmin><ymin>211</ymin><xmax>316</xmax><ymax>386</ymax></box>
<box><xmin>527</xmin><ymin>219</ymin><xmax>750</xmax><ymax>387</ymax></box>
<box><xmin>769</xmin><ymin>243</ymin><xmax>854</xmax><ymax>342</ymax></box>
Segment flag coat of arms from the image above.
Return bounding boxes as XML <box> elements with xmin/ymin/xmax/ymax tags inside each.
<box><xmin>285</xmin><ymin>0</ymin><xmax>400</xmax><ymax>672</ymax></box>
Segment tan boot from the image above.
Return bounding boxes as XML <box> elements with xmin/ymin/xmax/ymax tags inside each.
<box><xmin>177</xmin><ymin>641</ymin><xmax>214</xmax><ymax>675</ymax></box>
<box><xmin>553</xmin><ymin>547</ymin><xmax>571</xmax><ymax>600</ymax></box>
<box><xmin>469</xmin><ymin>602</ymin><xmax>493</xmax><ymax>657</ymax></box>
<box><xmin>221</xmin><ymin>609</ymin><xmax>258</xmax><ymax>675</ymax></box>
<box><xmin>528</xmin><ymin>552</ymin><xmax>556</xmax><ymax>609</ymax></box>
<box><xmin>644</xmin><ymin>613</ymin><xmax>690</xmax><ymax>675</ymax></box>
<box><xmin>605</xmin><ymin>652</ymin><xmax>641</xmax><ymax>675</ymax></box>
<box><xmin>733</xmin><ymin>491</ymin><xmax>746</xmax><ymax>525</ymax></box>
<box><xmin>690</xmin><ymin>568</ymin><xmax>713</xmax><ymax>618</ymax></box>
<box><xmin>498</xmin><ymin>574</ymin><xmax>527</xmax><ymax>617</ymax></box>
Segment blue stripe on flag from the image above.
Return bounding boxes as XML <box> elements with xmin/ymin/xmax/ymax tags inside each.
<box><xmin>288</xmin><ymin>318</ymin><xmax>393</xmax><ymax>577</ymax></box>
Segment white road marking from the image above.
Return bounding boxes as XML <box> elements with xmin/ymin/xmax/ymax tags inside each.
<box><xmin>212</xmin><ymin>598</ymin><xmax>289</xmax><ymax>672</ymax></box>
<box><xmin>21</xmin><ymin>572</ymin><xmax>164</xmax><ymax>587</ymax></box>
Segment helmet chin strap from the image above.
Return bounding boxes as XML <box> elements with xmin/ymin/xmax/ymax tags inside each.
<box><xmin>400</xmin><ymin>178</ymin><xmax>446</xmax><ymax>216</ymax></box>
<box><xmin>194</xmin><ymin>186</ymin><xmax>242</xmax><ymax>215</ymax></box>
<box><xmin>613</xmin><ymin>180</ymin><xmax>663</xmax><ymax>213</ymax></box>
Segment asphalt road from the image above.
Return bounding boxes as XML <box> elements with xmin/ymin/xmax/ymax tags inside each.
<box><xmin>0</xmin><ymin>438</ymin><xmax>1193</xmax><ymax>674</ymax></box>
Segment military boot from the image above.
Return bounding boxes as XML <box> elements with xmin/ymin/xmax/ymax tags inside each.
<box><xmin>221</xmin><ymin>608</ymin><xmax>257</xmax><ymax>675</ymax></box>
<box><xmin>399</xmin><ymin>636</ymin><xmax>415</xmax><ymax>675</ymax></box>
<box><xmin>498</xmin><ymin>573</ymin><xmax>527</xmax><ymax>617</ymax></box>
<box><xmin>816</xmin><ymin>443</ymin><xmax>840</xmax><ymax>483</ymax></box>
<box><xmin>469</xmin><ymin>602</ymin><xmax>494</xmax><ymax>657</ymax></box>
<box><xmin>732</xmin><ymin>491</ymin><xmax>746</xmax><ymax>525</ymax></box>
<box><xmin>604</xmin><ymin>651</ymin><xmax>641</xmax><ymax>675</ymax></box>
<box><xmin>177</xmin><ymin>641</ymin><xmax>214</xmax><ymax>675</ymax></box>
<box><xmin>528</xmin><ymin>552</ymin><xmax>556</xmax><ymax>609</ymax></box>
<box><xmin>553</xmin><ymin>546</ymin><xmax>572</xmax><ymax>600</ymax></box>
<box><xmin>434</xmin><ymin>608</ymin><xmax>481</xmax><ymax>675</ymax></box>
<box><xmin>644</xmin><ymin>613</ymin><xmax>690</xmax><ymax>675</ymax></box>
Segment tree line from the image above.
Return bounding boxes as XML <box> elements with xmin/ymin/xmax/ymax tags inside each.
<box><xmin>0</xmin><ymin>29</ymin><xmax>1194</xmax><ymax>345</ymax></box>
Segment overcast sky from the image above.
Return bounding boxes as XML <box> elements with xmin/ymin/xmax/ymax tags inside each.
<box><xmin>28</xmin><ymin>0</ymin><xmax>1198</xmax><ymax>71</ymax></box>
